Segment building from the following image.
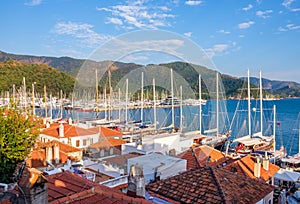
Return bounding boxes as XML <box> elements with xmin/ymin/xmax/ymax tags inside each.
<box><xmin>26</xmin><ymin>141</ymin><xmax>82</xmax><ymax>170</ymax></box>
<box><xmin>222</xmin><ymin>154</ymin><xmax>280</xmax><ymax>184</ymax></box>
<box><xmin>40</xmin><ymin>123</ymin><xmax>99</xmax><ymax>149</ymax></box>
<box><xmin>128</xmin><ymin>153</ymin><xmax>187</xmax><ymax>183</ymax></box>
<box><xmin>176</xmin><ymin>145</ymin><xmax>227</xmax><ymax>169</ymax></box>
<box><xmin>122</xmin><ymin>132</ymin><xmax>193</xmax><ymax>155</ymax></box>
<box><xmin>0</xmin><ymin>167</ymin><xmax>151</xmax><ymax>204</ymax></box>
<box><xmin>87</xmin><ymin>138</ymin><xmax>126</xmax><ymax>158</ymax></box>
<box><xmin>146</xmin><ymin>166</ymin><xmax>274</xmax><ymax>204</ymax></box>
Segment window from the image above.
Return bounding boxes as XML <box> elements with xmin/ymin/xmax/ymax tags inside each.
<box><xmin>83</xmin><ymin>139</ymin><xmax>87</xmax><ymax>146</ymax></box>
<box><xmin>109</xmin><ymin>147</ymin><xmax>114</xmax><ymax>155</ymax></box>
<box><xmin>76</xmin><ymin>140</ymin><xmax>80</xmax><ymax>147</ymax></box>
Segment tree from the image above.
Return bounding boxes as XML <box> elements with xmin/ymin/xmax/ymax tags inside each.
<box><xmin>0</xmin><ymin>105</ymin><xmax>41</xmax><ymax>183</ymax></box>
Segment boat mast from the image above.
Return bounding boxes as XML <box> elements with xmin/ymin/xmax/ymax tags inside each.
<box><xmin>199</xmin><ymin>74</ymin><xmax>202</xmax><ymax>134</ymax></box>
<box><xmin>259</xmin><ymin>70</ymin><xmax>263</xmax><ymax>135</ymax></box>
<box><xmin>247</xmin><ymin>69</ymin><xmax>251</xmax><ymax>137</ymax></box>
<box><xmin>44</xmin><ymin>85</ymin><xmax>47</xmax><ymax>118</ymax></box>
<box><xmin>141</xmin><ymin>72</ymin><xmax>144</xmax><ymax>124</ymax></box>
<box><xmin>216</xmin><ymin>72</ymin><xmax>219</xmax><ymax>135</ymax></box>
<box><xmin>171</xmin><ymin>68</ymin><xmax>175</xmax><ymax>128</ymax></box>
<box><xmin>118</xmin><ymin>88</ymin><xmax>121</xmax><ymax>122</ymax></box>
<box><xmin>104</xmin><ymin>86</ymin><xmax>107</xmax><ymax>121</ymax></box>
<box><xmin>32</xmin><ymin>83</ymin><xmax>35</xmax><ymax>115</ymax></box>
<box><xmin>125</xmin><ymin>78</ymin><xmax>128</xmax><ymax>127</ymax></box>
<box><xmin>273</xmin><ymin>105</ymin><xmax>276</xmax><ymax>153</ymax></box>
<box><xmin>50</xmin><ymin>94</ymin><xmax>53</xmax><ymax>120</ymax></box>
<box><xmin>60</xmin><ymin>90</ymin><xmax>63</xmax><ymax>119</ymax></box>
<box><xmin>153</xmin><ymin>78</ymin><xmax>157</xmax><ymax>131</ymax></box>
<box><xmin>299</xmin><ymin>115</ymin><xmax>300</xmax><ymax>155</ymax></box>
<box><xmin>23</xmin><ymin>77</ymin><xmax>27</xmax><ymax>111</ymax></box>
<box><xmin>108</xmin><ymin>69</ymin><xmax>112</xmax><ymax>120</ymax></box>
<box><xmin>180</xmin><ymin>86</ymin><xmax>183</xmax><ymax>132</ymax></box>
<box><xmin>95</xmin><ymin>69</ymin><xmax>98</xmax><ymax>112</ymax></box>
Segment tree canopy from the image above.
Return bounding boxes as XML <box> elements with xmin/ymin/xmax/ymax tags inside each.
<box><xmin>0</xmin><ymin>105</ymin><xmax>41</xmax><ymax>183</ymax></box>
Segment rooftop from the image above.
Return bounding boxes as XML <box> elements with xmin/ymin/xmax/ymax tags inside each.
<box><xmin>146</xmin><ymin>167</ymin><xmax>274</xmax><ymax>204</ymax></box>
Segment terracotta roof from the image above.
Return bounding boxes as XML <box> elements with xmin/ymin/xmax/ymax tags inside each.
<box><xmin>223</xmin><ymin>155</ymin><xmax>280</xmax><ymax>182</ymax></box>
<box><xmin>89</xmin><ymin>126</ymin><xmax>123</xmax><ymax>138</ymax></box>
<box><xmin>47</xmin><ymin>171</ymin><xmax>151</xmax><ymax>204</ymax></box>
<box><xmin>89</xmin><ymin>138</ymin><xmax>126</xmax><ymax>149</ymax></box>
<box><xmin>26</xmin><ymin>141</ymin><xmax>81</xmax><ymax>168</ymax></box>
<box><xmin>177</xmin><ymin>145</ymin><xmax>226</xmax><ymax>169</ymax></box>
<box><xmin>146</xmin><ymin>167</ymin><xmax>274</xmax><ymax>204</ymax></box>
<box><xmin>103</xmin><ymin>153</ymin><xmax>143</xmax><ymax>167</ymax></box>
<box><xmin>49</xmin><ymin>187</ymin><xmax>151</xmax><ymax>204</ymax></box>
<box><xmin>41</xmin><ymin>123</ymin><xmax>98</xmax><ymax>138</ymax></box>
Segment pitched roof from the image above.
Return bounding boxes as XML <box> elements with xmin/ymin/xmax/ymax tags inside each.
<box><xmin>223</xmin><ymin>155</ymin><xmax>280</xmax><ymax>182</ymax></box>
<box><xmin>103</xmin><ymin>153</ymin><xmax>143</xmax><ymax>167</ymax></box>
<box><xmin>49</xmin><ymin>187</ymin><xmax>151</xmax><ymax>204</ymax></box>
<box><xmin>26</xmin><ymin>141</ymin><xmax>81</xmax><ymax>168</ymax></box>
<box><xmin>41</xmin><ymin>123</ymin><xmax>98</xmax><ymax>138</ymax></box>
<box><xmin>177</xmin><ymin>145</ymin><xmax>226</xmax><ymax>169</ymax></box>
<box><xmin>98</xmin><ymin>126</ymin><xmax>123</xmax><ymax>138</ymax></box>
<box><xmin>146</xmin><ymin>167</ymin><xmax>274</xmax><ymax>204</ymax></box>
<box><xmin>47</xmin><ymin>171</ymin><xmax>151</xmax><ymax>204</ymax></box>
<box><xmin>89</xmin><ymin>138</ymin><xmax>126</xmax><ymax>149</ymax></box>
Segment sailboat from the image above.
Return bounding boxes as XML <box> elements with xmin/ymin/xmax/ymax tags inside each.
<box><xmin>279</xmin><ymin>118</ymin><xmax>300</xmax><ymax>171</ymax></box>
<box><xmin>195</xmin><ymin>72</ymin><xmax>230</xmax><ymax>150</ymax></box>
<box><xmin>232</xmin><ymin>70</ymin><xmax>275</xmax><ymax>155</ymax></box>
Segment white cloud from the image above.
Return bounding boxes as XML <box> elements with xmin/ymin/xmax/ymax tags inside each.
<box><xmin>278</xmin><ymin>23</ymin><xmax>300</xmax><ymax>32</ymax></box>
<box><xmin>242</xmin><ymin>4</ymin><xmax>253</xmax><ymax>11</ymax></box>
<box><xmin>205</xmin><ymin>44</ymin><xmax>229</xmax><ymax>58</ymax></box>
<box><xmin>218</xmin><ymin>29</ymin><xmax>230</xmax><ymax>34</ymax></box>
<box><xmin>256</xmin><ymin>10</ymin><xmax>273</xmax><ymax>18</ymax></box>
<box><xmin>238</xmin><ymin>21</ymin><xmax>255</xmax><ymax>29</ymax></box>
<box><xmin>185</xmin><ymin>0</ymin><xmax>202</xmax><ymax>6</ymax></box>
<box><xmin>97</xmin><ymin>1</ymin><xmax>175</xmax><ymax>29</ymax></box>
<box><xmin>25</xmin><ymin>0</ymin><xmax>42</xmax><ymax>6</ymax></box>
<box><xmin>184</xmin><ymin>32</ymin><xmax>192</xmax><ymax>37</ymax></box>
<box><xmin>282</xmin><ymin>0</ymin><xmax>300</xmax><ymax>12</ymax></box>
<box><xmin>53</xmin><ymin>22</ymin><xmax>111</xmax><ymax>48</ymax></box>
<box><xmin>106</xmin><ymin>17</ymin><xmax>123</xmax><ymax>25</ymax></box>
<box><xmin>204</xmin><ymin>42</ymin><xmax>238</xmax><ymax>58</ymax></box>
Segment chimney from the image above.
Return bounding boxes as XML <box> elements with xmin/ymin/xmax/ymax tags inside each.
<box><xmin>127</xmin><ymin>164</ymin><xmax>145</xmax><ymax>198</ymax></box>
<box><xmin>68</xmin><ymin>117</ymin><xmax>72</xmax><ymax>125</ymax></box>
<box><xmin>18</xmin><ymin>168</ymin><xmax>48</xmax><ymax>204</ymax></box>
<box><xmin>53</xmin><ymin>144</ymin><xmax>60</xmax><ymax>164</ymax></box>
<box><xmin>254</xmin><ymin>157</ymin><xmax>261</xmax><ymax>178</ymax></box>
<box><xmin>262</xmin><ymin>152</ymin><xmax>269</xmax><ymax>171</ymax></box>
<box><xmin>59</xmin><ymin>123</ymin><xmax>64</xmax><ymax>137</ymax></box>
<box><xmin>46</xmin><ymin>146</ymin><xmax>53</xmax><ymax>164</ymax></box>
<box><xmin>46</xmin><ymin>122</ymin><xmax>50</xmax><ymax>128</ymax></box>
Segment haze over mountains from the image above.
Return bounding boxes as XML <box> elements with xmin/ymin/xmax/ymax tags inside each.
<box><xmin>0</xmin><ymin>50</ymin><xmax>299</xmax><ymax>98</ymax></box>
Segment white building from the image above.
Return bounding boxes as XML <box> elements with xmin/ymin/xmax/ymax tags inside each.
<box><xmin>122</xmin><ymin>132</ymin><xmax>194</xmax><ymax>155</ymax></box>
<box><xmin>127</xmin><ymin>153</ymin><xmax>187</xmax><ymax>183</ymax></box>
<box><xmin>39</xmin><ymin>122</ymin><xmax>99</xmax><ymax>149</ymax></box>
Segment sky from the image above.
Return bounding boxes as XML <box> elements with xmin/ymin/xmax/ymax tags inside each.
<box><xmin>0</xmin><ymin>0</ymin><xmax>299</xmax><ymax>82</ymax></box>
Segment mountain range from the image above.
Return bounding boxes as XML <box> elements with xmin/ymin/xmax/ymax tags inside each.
<box><xmin>0</xmin><ymin>50</ymin><xmax>299</xmax><ymax>98</ymax></box>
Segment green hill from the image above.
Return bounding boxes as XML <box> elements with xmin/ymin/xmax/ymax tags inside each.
<box><xmin>0</xmin><ymin>60</ymin><xmax>75</xmax><ymax>97</ymax></box>
<box><xmin>1</xmin><ymin>50</ymin><xmax>300</xmax><ymax>98</ymax></box>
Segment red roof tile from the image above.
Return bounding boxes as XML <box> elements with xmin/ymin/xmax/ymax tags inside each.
<box><xmin>42</xmin><ymin>123</ymin><xmax>98</xmax><ymax>138</ymax></box>
<box><xmin>177</xmin><ymin>145</ymin><xmax>226</xmax><ymax>169</ymax></box>
<box><xmin>223</xmin><ymin>155</ymin><xmax>280</xmax><ymax>182</ymax></box>
<box><xmin>89</xmin><ymin>138</ymin><xmax>126</xmax><ymax>149</ymax></box>
<box><xmin>146</xmin><ymin>167</ymin><xmax>274</xmax><ymax>204</ymax></box>
<box><xmin>88</xmin><ymin>126</ymin><xmax>123</xmax><ymax>138</ymax></box>
<box><xmin>26</xmin><ymin>141</ymin><xmax>81</xmax><ymax>168</ymax></box>
<box><xmin>47</xmin><ymin>171</ymin><xmax>151</xmax><ymax>204</ymax></box>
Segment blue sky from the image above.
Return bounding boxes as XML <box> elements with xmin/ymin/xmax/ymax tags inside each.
<box><xmin>0</xmin><ymin>0</ymin><xmax>299</xmax><ymax>82</ymax></box>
